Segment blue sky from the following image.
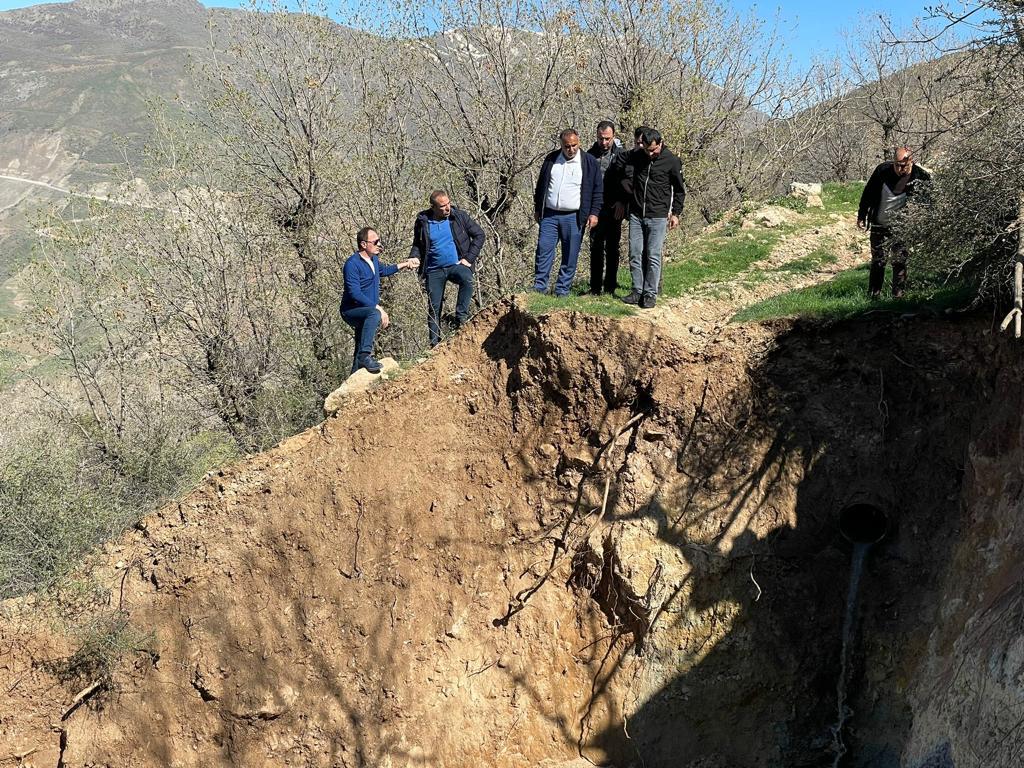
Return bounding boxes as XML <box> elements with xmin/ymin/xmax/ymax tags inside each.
<box><xmin>0</xmin><ymin>0</ymin><xmax>968</xmax><ymax>67</ymax></box>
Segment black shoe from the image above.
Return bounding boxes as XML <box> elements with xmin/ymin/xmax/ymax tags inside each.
<box><xmin>621</xmin><ymin>289</ymin><xmax>641</xmax><ymax>305</ymax></box>
<box><xmin>640</xmin><ymin>293</ymin><xmax>657</xmax><ymax>309</ymax></box>
<box><xmin>360</xmin><ymin>356</ymin><xmax>383</xmax><ymax>374</ymax></box>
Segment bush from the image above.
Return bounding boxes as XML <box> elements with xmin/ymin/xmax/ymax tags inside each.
<box><xmin>0</xmin><ymin>420</ymin><xmax>236</xmax><ymax>598</ymax></box>
<box><xmin>44</xmin><ymin>610</ymin><xmax>154</xmax><ymax>692</ymax></box>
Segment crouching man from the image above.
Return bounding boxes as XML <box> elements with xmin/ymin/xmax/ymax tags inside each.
<box><xmin>340</xmin><ymin>226</ymin><xmax>418</xmax><ymax>374</ymax></box>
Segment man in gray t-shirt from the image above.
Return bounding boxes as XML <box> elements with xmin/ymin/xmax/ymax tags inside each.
<box><xmin>857</xmin><ymin>147</ymin><xmax>932</xmax><ymax>298</ymax></box>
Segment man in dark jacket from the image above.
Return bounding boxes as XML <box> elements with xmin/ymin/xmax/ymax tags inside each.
<box><xmin>409</xmin><ymin>190</ymin><xmax>485</xmax><ymax>347</ymax></box>
<box><xmin>858</xmin><ymin>147</ymin><xmax>931</xmax><ymax>298</ymax></box>
<box><xmin>533</xmin><ymin>128</ymin><xmax>603</xmax><ymax>297</ymax></box>
<box><xmin>587</xmin><ymin>120</ymin><xmax>626</xmax><ymax>295</ymax></box>
<box><xmin>620</xmin><ymin>127</ymin><xmax>686</xmax><ymax>309</ymax></box>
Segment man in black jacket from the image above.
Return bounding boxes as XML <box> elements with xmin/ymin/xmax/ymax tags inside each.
<box><xmin>620</xmin><ymin>127</ymin><xmax>686</xmax><ymax>309</ymax></box>
<box><xmin>532</xmin><ymin>128</ymin><xmax>603</xmax><ymax>297</ymax></box>
<box><xmin>409</xmin><ymin>190</ymin><xmax>485</xmax><ymax>347</ymax></box>
<box><xmin>587</xmin><ymin>120</ymin><xmax>626</xmax><ymax>295</ymax></box>
<box><xmin>857</xmin><ymin>147</ymin><xmax>931</xmax><ymax>298</ymax></box>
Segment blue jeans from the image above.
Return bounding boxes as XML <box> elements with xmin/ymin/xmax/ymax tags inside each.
<box><xmin>628</xmin><ymin>214</ymin><xmax>669</xmax><ymax>296</ymax></box>
<box><xmin>425</xmin><ymin>264</ymin><xmax>474</xmax><ymax>347</ymax></box>
<box><xmin>534</xmin><ymin>209</ymin><xmax>583</xmax><ymax>296</ymax></box>
<box><xmin>341</xmin><ymin>306</ymin><xmax>381</xmax><ymax>373</ymax></box>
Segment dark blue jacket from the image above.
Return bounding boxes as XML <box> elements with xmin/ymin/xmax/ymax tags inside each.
<box><xmin>533</xmin><ymin>149</ymin><xmax>603</xmax><ymax>227</ymax></box>
<box><xmin>340</xmin><ymin>252</ymin><xmax>398</xmax><ymax>314</ymax></box>
<box><xmin>409</xmin><ymin>207</ymin><xmax>486</xmax><ymax>277</ymax></box>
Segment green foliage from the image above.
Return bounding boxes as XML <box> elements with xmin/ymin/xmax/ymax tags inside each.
<box><xmin>765</xmin><ymin>195</ymin><xmax>808</xmax><ymax>212</ymax></box>
<box><xmin>822</xmin><ymin>181</ymin><xmax>865</xmax><ymax>212</ymax></box>
<box><xmin>732</xmin><ymin>264</ymin><xmax>972</xmax><ymax>323</ymax></box>
<box><xmin>662</xmin><ymin>232</ymin><xmax>781</xmax><ymax>296</ymax></box>
<box><xmin>775</xmin><ymin>246</ymin><xmax>839</xmax><ymax>275</ymax></box>
<box><xmin>0</xmin><ymin>424</ymin><xmax>235</xmax><ymax>598</ymax></box>
<box><xmin>527</xmin><ymin>289</ymin><xmax>638</xmax><ymax>318</ymax></box>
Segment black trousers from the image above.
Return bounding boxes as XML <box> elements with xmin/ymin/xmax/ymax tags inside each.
<box><xmin>589</xmin><ymin>212</ymin><xmax>623</xmax><ymax>294</ymax></box>
<box><xmin>869</xmin><ymin>227</ymin><xmax>908</xmax><ymax>295</ymax></box>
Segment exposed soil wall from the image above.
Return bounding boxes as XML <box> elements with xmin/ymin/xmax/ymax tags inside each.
<box><xmin>2</xmin><ymin>299</ymin><xmax>1022</xmax><ymax>767</ymax></box>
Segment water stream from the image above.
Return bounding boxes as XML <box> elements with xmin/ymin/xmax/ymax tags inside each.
<box><xmin>829</xmin><ymin>541</ymin><xmax>871</xmax><ymax>768</ymax></box>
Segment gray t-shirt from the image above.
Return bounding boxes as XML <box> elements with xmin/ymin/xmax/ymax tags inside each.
<box><xmin>874</xmin><ymin>182</ymin><xmax>907</xmax><ymax>226</ymax></box>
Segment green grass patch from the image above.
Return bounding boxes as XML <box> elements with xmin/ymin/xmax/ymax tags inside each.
<box><xmin>822</xmin><ymin>181</ymin><xmax>865</xmax><ymax>213</ymax></box>
<box><xmin>775</xmin><ymin>246</ymin><xmax>839</xmax><ymax>276</ymax></box>
<box><xmin>765</xmin><ymin>194</ymin><xmax>808</xmax><ymax>212</ymax></box>
<box><xmin>527</xmin><ymin>288</ymin><xmax>638</xmax><ymax>318</ymax></box>
<box><xmin>662</xmin><ymin>231</ymin><xmax>782</xmax><ymax>296</ymax></box>
<box><xmin>732</xmin><ymin>264</ymin><xmax>972</xmax><ymax>323</ymax></box>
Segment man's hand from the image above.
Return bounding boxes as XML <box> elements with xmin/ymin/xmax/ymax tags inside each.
<box><xmin>378</xmin><ymin>306</ymin><xmax>390</xmax><ymax>329</ymax></box>
<box><xmin>534</xmin><ymin>211</ymin><xmax>542</xmax><ymax>224</ymax></box>
<box><xmin>402</xmin><ymin>258</ymin><xmax>419</xmax><ymax>270</ymax></box>
<box><xmin>668</xmin><ymin>214</ymin><xmax>679</xmax><ymax>231</ymax></box>
<box><xmin>614</xmin><ymin>202</ymin><xmax>626</xmax><ymax>221</ymax></box>
<box><xmin>586</xmin><ymin>214</ymin><xmax>599</xmax><ymax>230</ymax></box>
<box><xmin>857</xmin><ymin>219</ymin><xmax>866</xmax><ymax>230</ymax></box>
<box><xmin>458</xmin><ymin>258</ymin><xmax>472</xmax><ymax>268</ymax></box>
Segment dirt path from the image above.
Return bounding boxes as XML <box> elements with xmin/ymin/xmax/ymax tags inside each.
<box><xmin>647</xmin><ymin>210</ymin><xmax>868</xmax><ymax>353</ymax></box>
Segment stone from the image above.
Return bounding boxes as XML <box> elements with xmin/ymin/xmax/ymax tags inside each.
<box><xmin>806</xmin><ymin>194</ymin><xmax>824</xmax><ymax>208</ymax></box>
<box><xmin>758</xmin><ymin>209</ymin><xmax>788</xmax><ymax>228</ymax></box>
<box><xmin>740</xmin><ymin>218</ymin><xmax>756</xmax><ymax>230</ymax></box>
<box><xmin>323</xmin><ymin>357</ymin><xmax>401</xmax><ymax>415</ymax></box>
<box><xmin>789</xmin><ymin>181</ymin><xmax>822</xmax><ymax>198</ymax></box>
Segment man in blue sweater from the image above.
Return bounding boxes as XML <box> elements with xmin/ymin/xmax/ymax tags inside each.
<box><xmin>340</xmin><ymin>227</ymin><xmax>419</xmax><ymax>374</ymax></box>
<box><xmin>409</xmin><ymin>190</ymin><xmax>485</xmax><ymax>347</ymax></box>
<box><xmin>533</xmin><ymin>128</ymin><xmax>604</xmax><ymax>297</ymax></box>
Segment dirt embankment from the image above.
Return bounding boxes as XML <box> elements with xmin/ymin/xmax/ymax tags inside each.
<box><xmin>2</xmin><ymin>299</ymin><xmax>1023</xmax><ymax>768</ymax></box>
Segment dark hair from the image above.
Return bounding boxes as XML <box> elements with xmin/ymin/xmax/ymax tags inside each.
<box><xmin>634</xmin><ymin>125</ymin><xmax>650</xmax><ymax>140</ymax></box>
<box><xmin>356</xmin><ymin>226</ymin><xmax>376</xmax><ymax>249</ymax></box>
<box><xmin>429</xmin><ymin>189</ymin><xmax>450</xmax><ymax>205</ymax></box>
<box><xmin>559</xmin><ymin>128</ymin><xmax>580</xmax><ymax>142</ymax></box>
<box><xmin>640</xmin><ymin>127</ymin><xmax>663</xmax><ymax>147</ymax></box>
<box><xmin>596</xmin><ymin>120</ymin><xmax>615</xmax><ymax>134</ymax></box>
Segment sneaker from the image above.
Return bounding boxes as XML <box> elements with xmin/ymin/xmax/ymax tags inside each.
<box><xmin>640</xmin><ymin>293</ymin><xmax>657</xmax><ymax>309</ymax></box>
<box><xmin>360</xmin><ymin>356</ymin><xmax>383</xmax><ymax>374</ymax></box>
<box><xmin>868</xmin><ymin>291</ymin><xmax>881</xmax><ymax>300</ymax></box>
<box><xmin>892</xmin><ymin>289</ymin><xmax>905</xmax><ymax>299</ymax></box>
<box><xmin>621</xmin><ymin>289</ymin><xmax>641</xmax><ymax>305</ymax></box>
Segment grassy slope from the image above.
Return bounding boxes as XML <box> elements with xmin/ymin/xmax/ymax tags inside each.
<box><xmin>528</xmin><ymin>181</ymin><xmax>973</xmax><ymax>323</ymax></box>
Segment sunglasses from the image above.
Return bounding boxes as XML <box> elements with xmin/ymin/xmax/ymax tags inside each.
<box><xmin>362</xmin><ymin>238</ymin><xmax>382</xmax><ymax>247</ymax></box>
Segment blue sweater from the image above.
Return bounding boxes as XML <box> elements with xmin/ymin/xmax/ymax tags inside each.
<box><xmin>340</xmin><ymin>253</ymin><xmax>399</xmax><ymax>314</ymax></box>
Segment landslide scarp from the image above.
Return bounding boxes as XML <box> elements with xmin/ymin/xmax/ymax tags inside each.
<box><xmin>2</xmin><ymin>299</ymin><xmax>1022</xmax><ymax>768</ymax></box>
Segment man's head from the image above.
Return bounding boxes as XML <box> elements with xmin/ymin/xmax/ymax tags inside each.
<box><xmin>560</xmin><ymin>128</ymin><xmax>581</xmax><ymax>160</ymax></box>
<box><xmin>356</xmin><ymin>226</ymin><xmax>382</xmax><ymax>255</ymax></box>
<box><xmin>639</xmin><ymin>127</ymin><xmax>663</xmax><ymax>159</ymax></box>
<box><xmin>893</xmin><ymin>147</ymin><xmax>914</xmax><ymax>177</ymax></box>
<box><xmin>634</xmin><ymin>125</ymin><xmax>650</xmax><ymax>148</ymax></box>
<box><xmin>596</xmin><ymin>120</ymin><xmax>616</xmax><ymax>152</ymax></box>
<box><xmin>429</xmin><ymin>190</ymin><xmax>452</xmax><ymax>218</ymax></box>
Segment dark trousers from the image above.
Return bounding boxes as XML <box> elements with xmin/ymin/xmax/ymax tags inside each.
<box><xmin>425</xmin><ymin>264</ymin><xmax>474</xmax><ymax>347</ymax></box>
<box><xmin>589</xmin><ymin>212</ymin><xmax>622</xmax><ymax>293</ymax></box>
<box><xmin>341</xmin><ymin>306</ymin><xmax>381</xmax><ymax>373</ymax></box>
<box><xmin>869</xmin><ymin>227</ymin><xmax>908</xmax><ymax>296</ymax></box>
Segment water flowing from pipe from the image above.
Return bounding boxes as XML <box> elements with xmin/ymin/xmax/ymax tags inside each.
<box><xmin>829</xmin><ymin>541</ymin><xmax>871</xmax><ymax>768</ymax></box>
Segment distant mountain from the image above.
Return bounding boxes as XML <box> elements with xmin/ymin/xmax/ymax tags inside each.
<box><xmin>0</xmin><ymin>0</ymin><xmax>230</xmax><ymax>313</ymax></box>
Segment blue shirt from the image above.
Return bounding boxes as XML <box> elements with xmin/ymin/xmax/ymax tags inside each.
<box><xmin>340</xmin><ymin>252</ymin><xmax>398</xmax><ymax>314</ymax></box>
<box><xmin>426</xmin><ymin>218</ymin><xmax>459</xmax><ymax>271</ymax></box>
